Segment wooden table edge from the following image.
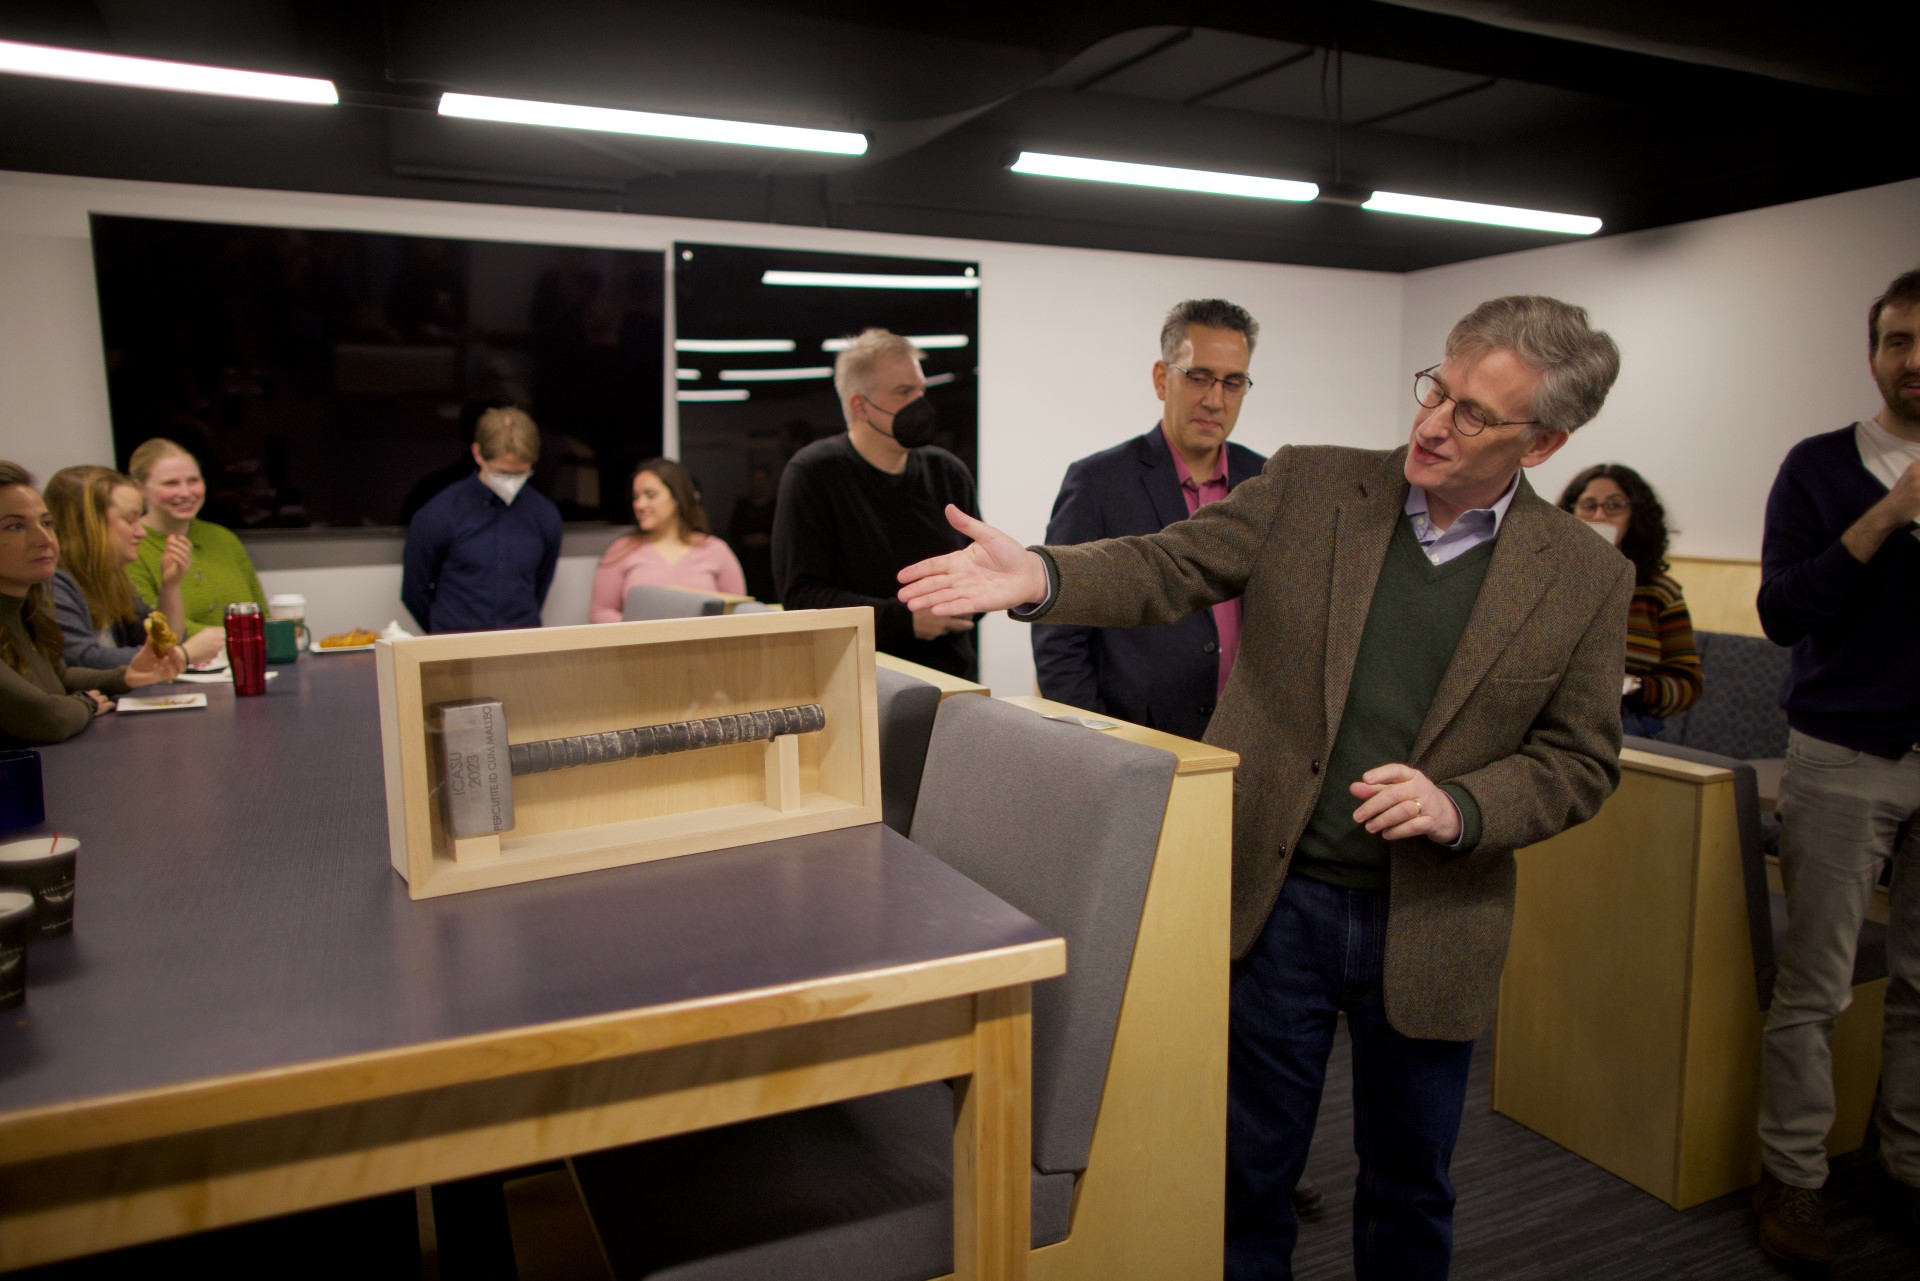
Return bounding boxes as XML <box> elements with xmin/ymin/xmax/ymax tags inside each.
<box><xmin>997</xmin><ymin>696</ymin><xmax>1240</xmax><ymax>775</ymax></box>
<box><xmin>0</xmin><ymin>937</ymin><xmax>1065</xmax><ymax>1165</ymax></box>
<box><xmin>1619</xmin><ymin>746</ymin><xmax>1736</xmax><ymax>783</ymax></box>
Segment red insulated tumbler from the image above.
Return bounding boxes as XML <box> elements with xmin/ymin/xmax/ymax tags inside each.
<box><xmin>225</xmin><ymin>602</ymin><xmax>267</xmax><ymax>696</ymax></box>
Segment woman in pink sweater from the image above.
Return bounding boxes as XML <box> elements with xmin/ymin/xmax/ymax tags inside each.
<box><xmin>589</xmin><ymin>458</ymin><xmax>747</xmax><ymax>622</ymax></box>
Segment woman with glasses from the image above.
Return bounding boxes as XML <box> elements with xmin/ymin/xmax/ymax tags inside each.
<box><xmin>1557</xmin><ymin>463</ymin><xmax>1702</xmax><ymax>738</ymax></box>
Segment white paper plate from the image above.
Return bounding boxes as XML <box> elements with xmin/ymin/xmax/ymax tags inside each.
<box><xmin>117</xmin><ymin>693</ymin><xmax>209</xmax><ymax>713</ymax></box>
<box><xmin>310</xmin><ymin>641</ymin><xmax>377</xmax><ymax>653</ymax></box>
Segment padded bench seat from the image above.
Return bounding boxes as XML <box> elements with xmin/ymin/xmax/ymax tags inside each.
<box><xmin>575</xmin><ymin>1084</ymin><xmax>1076</xmax><ymax>1280</ymax></box>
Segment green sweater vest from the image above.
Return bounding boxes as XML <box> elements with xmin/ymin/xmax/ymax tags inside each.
<box><xmin>1290</xmin><ymin>519</ymin><xmax>1493</xmax><ymax>890</ymax></box>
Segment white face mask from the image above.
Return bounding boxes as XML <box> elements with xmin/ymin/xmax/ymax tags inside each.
<box><xmin>480</xmin><ymin>470</ymin><xmax>532</xmax><ymax>505</ymax></box>
<box><xmin>1580</xmin><ymin>518</ymin><xmax>1624</xmax><ymax>545</ymax></box>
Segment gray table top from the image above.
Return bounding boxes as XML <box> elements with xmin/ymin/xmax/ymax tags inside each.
<box><xmin>0</xmin><ymin>653</ymin><xmax>1055</xmax><ymax>1117</ymax></box>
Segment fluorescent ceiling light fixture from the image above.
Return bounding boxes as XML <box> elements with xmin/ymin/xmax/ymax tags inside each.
<box><xmin>439</xmin><ymin>92</ymin><xmax>865</xmax><ymax>155</ymax></box>
<box><xmin>763</xmin><ymin>271</ymin><xmax>979</xmax><ymax>290</ymax></box>
<box><xmin>674</xmin><ymin>338</ymin><xmax>796</xmax><ymax>353</ymax></box>
<box><xmin>677</xmin><ymin>389</ymin><xmax>750</xmax><ymax>402</ymax></box>
<box><xmin>1011</xmin><ymin>150</ymin><xmax>1317</xmax><ymax>202</ymax></box>
<box><xmin>1362</xmin><ymin>190</ymin><xmax>1601</xmax><ymax>236</ymax></box>
<box><xmin>719</xmin><ymin>366</ymin><xmax>834</xmax><ymax>382</ymax></box>
<box><xmin>675</xmin><ymin>368</ymin><xmax>701</xmax><ymax>381</ymax></box>
<box><xmin>0</xmin><ymin>38</ymin><xmax>337</xmax><ymax>105</ymax></box>
<box><xmin>924</xmin><ymin>372</ymin><xmax>958</xmax><ymax>387</ymax></box>
<box><xmin>821</xmin><ymin>333</ymin><xmax>970</xmax><ymax>352</ymax></box>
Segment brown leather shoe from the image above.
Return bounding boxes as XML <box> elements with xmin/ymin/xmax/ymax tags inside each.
<box><xmin>1754</xmin><ymin>1168</ymin><xmax>1832</xmax><ymax>1274</ymax></box>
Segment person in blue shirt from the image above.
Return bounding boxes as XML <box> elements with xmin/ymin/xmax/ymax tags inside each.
<box><xmin>401</xmin><ymin>406</ymin><xmax>562</xmax><ymax>634</ymax></box>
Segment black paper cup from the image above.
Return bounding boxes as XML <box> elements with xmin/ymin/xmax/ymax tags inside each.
<box><xmin>0</xmin><ymin>750</ymin><xmax>44</xmax><ymax>831</ymax></box>
<box><xmin>0</xmin><ymin>836</ymin><xmax>78</xmax><ymax>939</ymax></box>
<box><xmin>0</xmin><ymin>889</ymin><xmax>31</xmax><ymax>1009</ymax></box>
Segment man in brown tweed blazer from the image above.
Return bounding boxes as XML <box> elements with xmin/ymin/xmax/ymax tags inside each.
<box><xmin>900</xmin><ymin>296</ymin><xmax>1630</xmax><ymax>1280</ymax></box>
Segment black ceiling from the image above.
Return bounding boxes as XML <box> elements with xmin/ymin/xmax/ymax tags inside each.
<box><xmin>1</xmin><ymin>1</ymin><xmax>1908</xmax><ymax>272</ymax></box>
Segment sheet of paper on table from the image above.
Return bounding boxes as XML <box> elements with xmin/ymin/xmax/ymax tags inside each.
<box><xmin>177</xmin><ymin>669</ymin><xmax>280</xmax><ymax>685</ymax></box>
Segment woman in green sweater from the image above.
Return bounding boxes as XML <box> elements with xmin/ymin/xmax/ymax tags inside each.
<box><xmin>0</xmin><ymin>462</ymin><xmax>183</xmax><ymax>745</ymax></box>
<box><xmin>125</xmin><ymin>439</ymin><xmax>268</xmax><ymax>635</ymax></box>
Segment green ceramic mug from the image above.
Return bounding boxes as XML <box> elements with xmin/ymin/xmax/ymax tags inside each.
<box><xmin>264</xmin><ymin>617</ymin><xmax>302</xmax><ymax>663</ymax></box>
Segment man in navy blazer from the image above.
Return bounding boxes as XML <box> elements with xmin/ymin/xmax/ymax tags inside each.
<box><xmin>1034</xmin><ymin>299</ymin><xmax>1266</xmax><ymax>743</ymax></box>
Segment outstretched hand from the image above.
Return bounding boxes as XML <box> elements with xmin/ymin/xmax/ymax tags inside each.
<box><xmin>897</xmin><ymin>506</ymin><xmax>1050</xmax><ymax>616</ymax></box>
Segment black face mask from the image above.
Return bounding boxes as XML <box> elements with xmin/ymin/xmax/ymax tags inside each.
<box><xmin>865</xmin><ymin>394</ymin><xmax>938</xmax><ymax>449</ymax></box>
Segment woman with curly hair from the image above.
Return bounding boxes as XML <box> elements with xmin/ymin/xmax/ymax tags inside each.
<box><xmin>0</xmin><ymin>462</ymin><xmax>183</xmax><ymax>745</ymax></box>
<box><xmin>1557</xmin><ymin>463</ymin><xmax>1703</xmax><ymax>739</ymax></box>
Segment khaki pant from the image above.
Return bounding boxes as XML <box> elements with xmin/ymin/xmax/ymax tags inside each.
<box><xmin>1758</xmin><ymin>730</ymin><xmax>1920</xmax><ymax>1188</ymax></box>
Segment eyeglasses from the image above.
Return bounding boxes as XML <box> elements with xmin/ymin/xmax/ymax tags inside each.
<box><xmin>1413</xmin><ymin>366</ymin><xmax>1539</xmax><ymax>436</ymax></box>
<box><xmin>1167</xmin><ymin>364</ymin><xmax>1252</xmax><ymax>396</ymax></box>
<box><xmin>1574</xmin><ymin>496</ymin><xmax>1632</xmax><ymax>517</ymax></box>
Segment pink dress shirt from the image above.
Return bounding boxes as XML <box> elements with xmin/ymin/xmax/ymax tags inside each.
<box><xmin>589</xmin><ymin>535</ymin><xmax>748</xmax><ymax>623</ymax></box>
<box><xmin>1164</xmin><ymin>432</ymin><xmax>1242</xmax><ymax>696</ymax></box>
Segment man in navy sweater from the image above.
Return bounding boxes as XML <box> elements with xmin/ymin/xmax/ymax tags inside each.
<box><xmin>1755</xmin><ymin>267</ymin><xmax>1920</xmax><ymax>1269</ymax></box>
<box><xmin>402</xmin><ymin>407</ymin><xmax>562</xmax><ymax>634</ymax></box>
<box><xmin>1033</xmin><ymin>299</ymin><xmax>1267</xmax><ymax>744</ymax></box>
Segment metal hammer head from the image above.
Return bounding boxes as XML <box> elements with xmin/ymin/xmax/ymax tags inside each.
<box><xmin>432</xmin><ymin>698</ymin><xmax>515</xmax><ymax>838</ymax></box>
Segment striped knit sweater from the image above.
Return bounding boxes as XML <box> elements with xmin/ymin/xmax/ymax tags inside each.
<box><xmin>1625</xmin><ymin>572</ymin><xmax>1702</xmax><ymax>718</ymax></box>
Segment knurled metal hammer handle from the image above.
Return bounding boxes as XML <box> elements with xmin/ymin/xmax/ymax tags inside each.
<box><xmin>511</xmin><ymin>703</ymin><xmax>825</xmax><ymax>774</ymax></box>
<box><xmin>431</xmin><ymin>699</ymin><xmax>827</xmax><ymax>838</ymax></box>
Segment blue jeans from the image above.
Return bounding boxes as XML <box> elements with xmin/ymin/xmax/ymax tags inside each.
<box><xmin>1225</xmin><ymin>871</ymin><xmax>1476</xmax><ymax>1281</ymax></box>
<box><xmin>1622</xmin><ymin>707</ymin><xmax>1666</xmax><ymax>740</ymax></box>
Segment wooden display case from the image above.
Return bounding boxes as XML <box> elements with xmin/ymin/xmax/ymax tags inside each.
<box><xmin>375</xmin><ymin>608</ymin><xmax>879</xmax><ymax>898</ymax></box>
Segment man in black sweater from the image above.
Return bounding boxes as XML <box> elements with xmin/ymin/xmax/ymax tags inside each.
<box><xmin>1754</xmin><ymin>267</ymin><xmax>1920</xmax><ymax>1270</ymax></box>
<box><xmin>773</xmin><ymin>329</ymin><xmax>979</xmax><ymax>679</ymax></box>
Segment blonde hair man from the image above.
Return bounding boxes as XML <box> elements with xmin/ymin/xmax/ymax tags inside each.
<box><xmin>401</xmin><ymin>405</ymin><xmax>561</xmax><ymax>634</ymax></box>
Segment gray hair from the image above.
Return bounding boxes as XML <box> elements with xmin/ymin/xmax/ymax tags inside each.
<box><xmin>1160</xmin><ymin>299</ymin><xmax>1260</xmax><ymax>363</ymax></box>
<box><xmin>832</xmin><ymin>329</ymin><xmax>924</xmax><ymax>415</ymax></box>
<box><xmin>1444</xmin><ymin>295</ymin><xmax>1620</xmax><ymax>432</ymax></box>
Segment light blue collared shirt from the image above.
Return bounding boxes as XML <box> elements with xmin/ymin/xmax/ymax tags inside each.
<box><xmin>1404</xmin><ymin>474</ymin><xmax>1520</xmax><ymax>565</ymax></box>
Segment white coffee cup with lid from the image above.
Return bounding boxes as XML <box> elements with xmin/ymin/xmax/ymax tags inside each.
<box><xmin>268</xmin><ymin>595</ymin><xmax>309</xmax><ymax>648</ymax></box>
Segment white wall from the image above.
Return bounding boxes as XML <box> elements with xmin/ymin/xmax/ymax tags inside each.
<box><xmin>0</xmin><ymin>169</ymin><xmax>1404</xmax><ymax>695</ymax></box>
<box><xmin>1402</xmin><ymin>178</ymin><xmax>1920</xmax><ymax>559</ymax></box>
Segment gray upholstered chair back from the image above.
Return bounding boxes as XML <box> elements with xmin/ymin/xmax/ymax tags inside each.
<box><xmin>873</xmin><ymin>666</ymin><xmax>942</xmax><ymax>834</ymax></box>
<box><xmin>729</xmin><ymin>600</ymin><xmax>775</xmax><ymax>613</ymax></box>
<box><xmin>1665</xmin><ymin>631</ymin><xmax>1791</xmax><ymax>759</ymax></box>
<box><xmin>623</xmin><ymin>585</ymin><xmax>727</xmax><ymax>620</ymax></box>
<box><xmin>909</xmin><ymin>697</ymin><xmax>1176</xmax><ymax>1175</ymax></box>
<box><xmin>1623</xmin><ymin>736</ymin><xmax>1885</xmax><ymax>1009</ymax></box>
